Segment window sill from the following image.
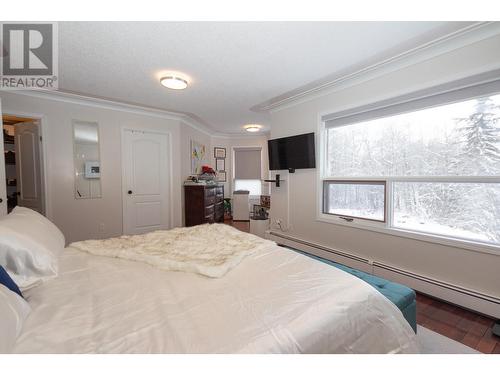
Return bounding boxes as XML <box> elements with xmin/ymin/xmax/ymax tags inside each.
<box><xmin>316</xmin><ymin>213</ymin><xmax>500</xmax><ymax>256</ymax></box>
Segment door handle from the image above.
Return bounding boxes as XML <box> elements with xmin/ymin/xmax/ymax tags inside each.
<box><xmin>0</xmin><ymin>198</ymin><xmax>3</xmax><ymax>203</ymax></box>
<box><xmin>128</xmin><ymin>190</ymin><xmax>133</xmax><ymax>195</ymax></box>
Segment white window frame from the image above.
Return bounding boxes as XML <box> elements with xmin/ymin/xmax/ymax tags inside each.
<box><xmin>322</xmin><ymin>180</ymin><xmax>387</xmax><ymax>223</ymax></box>
<box><xmin>317</xmin><ymin>70</ymin><xmax>500</xmax><ymax>255</ymax></box>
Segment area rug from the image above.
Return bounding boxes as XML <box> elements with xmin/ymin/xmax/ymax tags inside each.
<box><xmin>417</xmin><ymin>325</ymin><xmax>479</xmax><ymax>354</ymax></box>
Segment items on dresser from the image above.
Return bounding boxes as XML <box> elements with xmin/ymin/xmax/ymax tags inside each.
<box><xmin>184</xmin><ymin>184</ymin><xmax>224</xmax><ymax>226</ymax></box>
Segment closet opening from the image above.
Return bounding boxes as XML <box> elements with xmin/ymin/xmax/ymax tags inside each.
<box><xmin>2</xmin><ymin>114</ymin><xmax>45</xmax><ymax>215</ymax></box>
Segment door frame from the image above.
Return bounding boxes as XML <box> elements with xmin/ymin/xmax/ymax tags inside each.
<box><xmin>0</xmin><ymin>100</ymin><xmax>5</xmax><ymax>216</ymax></box>
<box><xmin>1</xmin><ymin>108</ymin><xmax>50</xmax><ymax>218</ymax></box>
<box><xmin>120</xmin><ymin>127</ymin><xmax>174</xmax><ymax>234</ymax></box>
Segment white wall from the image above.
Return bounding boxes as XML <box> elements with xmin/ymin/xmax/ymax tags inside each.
<box><xmin>0</xmin><ymin>92</ymin><xmax>210</xmax><ymax>243</ymax></box>
<box><xmin>269</xmin><ymin>34</ymin><xmax>500</xmax><ymax>299</ymax></box>
<box><xmin>0</xmin><ymin>91</ymin><xmax>267</xmax><ymax>240</ymax></box>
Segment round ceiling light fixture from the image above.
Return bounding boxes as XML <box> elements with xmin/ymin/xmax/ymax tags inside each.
<box><xmin>244</xmin><ymin>124</ymin><xmax>263</xmax><ymax>133</ymax></box>
<box><xmin>160</xmin><ymin>75</ymin><xmax>188</xmax><ymax>90</ymax></box>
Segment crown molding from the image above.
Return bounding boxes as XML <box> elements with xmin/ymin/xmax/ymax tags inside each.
<box><xmin>179</xmin><ymin>118</ymin><xmax>216</xmax><ymax>137</ymax></box>
<box><xmin>2</xmin><ymin>89</ymin><xmax>241</xmax><ymax>137</ymax></box>
<box><xmin>8</xmin><ymin>89</ymin><xmax>189</xmax><ymax>120</ymax></box>
<box><xmin>253</xmin><ymin>21</ymin><xmax>500</xmax><ymax>113</ymax></box>
<box><xmin>211</xmin><ymin>132</ymin><xmax>270</xmax><ymax>140</ymax></box>
<box><xmin>2</xmin><ymin>89</ymin><xmax>270</xmax><ymax>139</ymax></box>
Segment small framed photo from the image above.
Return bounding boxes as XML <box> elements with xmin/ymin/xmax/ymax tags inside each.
<box><xmin>252</xmin><ymin>204</ymin><xmax>268</xmax><ymax>219</ymax></box>
<box><xmin>260</xmin><ymin>195</ymin><xmax>270</xmax><ymax>208</ymax></box>
<box><xmin>216</xmin><ymin>158</ymin><xmax>225</xmax><ymax>171</ymax></box>
<box><xmin>214</xmin><ymin>147</ymin><xmax>226</xmax><ymax>159</ymax></box>
<box><xmin>216</xmin><ymin>171</ymin><xmax>227</xmax><ymax>182</ymax></box>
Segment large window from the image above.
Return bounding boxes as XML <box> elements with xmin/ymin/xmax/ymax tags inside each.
<box><xmin>322</xmin><ymin>90</ymin><xmax>500</xmax><ymax>248</ymax></box>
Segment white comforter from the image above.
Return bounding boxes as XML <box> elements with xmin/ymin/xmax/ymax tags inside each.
<box><xmin>14</xmin><ymin>236</ymin><xmax>418</xmax><ymax>353</ymax></box>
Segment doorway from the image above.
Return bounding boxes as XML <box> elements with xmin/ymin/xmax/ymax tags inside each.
<box><xmin>2</xmin><ymin>114</ymin><xmax>45</xmax><ymax>215</ymax></box>
<box><xmin>121</xmin><ymin>128</ymin><xmax>172</xmax><ymax>235</ymax></box>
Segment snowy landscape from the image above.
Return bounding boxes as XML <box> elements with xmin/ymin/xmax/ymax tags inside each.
<box><xmin>325</xmin><ymin>94</ymin><xmax>500</xmax><ymax>245</ymax></box>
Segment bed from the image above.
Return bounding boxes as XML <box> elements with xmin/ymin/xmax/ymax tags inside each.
<box><xmin>295</xmin><ymin>249</ymin><xmax>418</xmax><ymax>333</ymax></box>
<box><xmin>2</xmin><ymin>208</ymin><xmax>417</xmax><ymax>354</ymax></box>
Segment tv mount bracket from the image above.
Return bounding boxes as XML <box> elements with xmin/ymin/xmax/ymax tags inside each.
<box><xmin>264</xmin><ymin>174</ymin><xmax>282</xmax><ymax>188</ymax></box>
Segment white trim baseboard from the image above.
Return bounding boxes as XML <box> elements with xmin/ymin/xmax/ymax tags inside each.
<box><xmin>268</xmin><ymin>230</ymin><xmax>500</xmax><ymax>319</ymax></box>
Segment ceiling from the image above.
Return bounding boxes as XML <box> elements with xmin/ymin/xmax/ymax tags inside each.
<box><xmin>58</xmin><ymin>22</ymin><xmax>474</xmax><ymax>134</ymax></box>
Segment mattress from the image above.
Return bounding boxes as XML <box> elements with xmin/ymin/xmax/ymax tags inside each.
<box><xmin>298</xmin><ymin>250</ymin><xmax>417</xmax><ymax>332</ymax></box>
<box><xmin>13</xmin><ymin>244</ymin><xmax>418</xmax><ymax>353</ymax></box>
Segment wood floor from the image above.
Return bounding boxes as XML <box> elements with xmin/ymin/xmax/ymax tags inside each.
<box><xmin>417</xmin><ymin>293</ymin><xmax>500</xmax><ymax>353</ymax></box>
<box><xmin>225</xmin><ymin>219</ymin><xmax>500</xmax><ymax>354</ymax></box>
<box><xmin>227</xmin><ymin>220</ymin><xmax>250</xmax><ymax>233</ymax></box>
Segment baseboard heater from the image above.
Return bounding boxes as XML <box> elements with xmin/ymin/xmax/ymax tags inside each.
<box><xmin>269</xmin><ymin>231</ymin><xmax>500</xmax><ymax>319</ymax></box>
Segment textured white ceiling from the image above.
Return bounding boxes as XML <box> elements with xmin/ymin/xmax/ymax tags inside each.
<box><xmin>58</xmin><ymin>22</ymin><xmax>472</xmax><ymax>134</ymax></box>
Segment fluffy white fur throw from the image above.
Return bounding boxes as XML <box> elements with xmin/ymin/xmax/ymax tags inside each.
<box><xmin>70</xmin><ymin>224</ymin><xmax>275</xmax><ymax>278</ymax></box>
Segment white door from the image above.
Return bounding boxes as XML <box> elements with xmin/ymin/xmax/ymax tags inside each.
<box><xmin>15</xmin><ymin>122</ymin><xmax>43</xmax><ymax>213</ymax></box>
<box><xmin>122</xmin><ymin>129</ymin><xmax>171</xmax><ymax>235</ymax></box>
<box><xmin>0</xmin><ymin>102</ymin><xmax>7</xmax><ymax>216</ymax></box>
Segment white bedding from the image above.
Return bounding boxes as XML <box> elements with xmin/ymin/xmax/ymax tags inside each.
<box><xmin>14</xmin><ymin>239</ymin><xmax>418</xmax><ymax>353</ymax></box>
<box><xmin>70</xmin><ymin>224</ymin><xmax>272</xmax><ymax>278</ymax></box>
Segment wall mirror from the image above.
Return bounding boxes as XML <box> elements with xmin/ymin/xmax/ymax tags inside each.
<box><xmin>73</xmin><ymin>120</ymin><xmax>102</xmax><ymax>199</ymax></box>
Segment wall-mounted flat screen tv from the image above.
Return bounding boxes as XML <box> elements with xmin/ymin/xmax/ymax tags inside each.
<box><xmin>268</xmin><ymin>132</ymin><xmax>316</xmax><ymax>172</ymax></box>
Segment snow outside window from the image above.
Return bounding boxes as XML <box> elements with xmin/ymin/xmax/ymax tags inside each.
<box><xmin>234</xmin><ymin>179</ymin><xmax>262</xmax><ymax>196</ymax></box>
<box><xmin>323</xmin><ymin>92</ymin><xmax>500</xmax><ymax>247</ymax></box>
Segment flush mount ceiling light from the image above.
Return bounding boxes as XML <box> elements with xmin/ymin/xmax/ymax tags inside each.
<box><xmin>160</xmin><ymin>75</ymin><xmax>188</xmax><ymax>90</ymax></box>
<box><xmin>244</xmin><ymin>124</ymin><xmax>263</xmax><ymax>133</ymax></box>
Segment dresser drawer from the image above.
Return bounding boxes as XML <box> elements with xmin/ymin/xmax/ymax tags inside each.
<box><xmin>204</xmin><ymin>187</ymin><xmax>216</xmax><ymax>198</ymax></box>
<box><xmin>205</xmin><ymin>195</ymin><xmax>215</xmax><ymax>205</ymax></box>
<box><xmin>205</xmin><ymin>204</ymin><xmax>215</xmax><ymax>217</ymax></box>
<box><xmin>215</xmin><ymin>201</ymin><xmax>223</xmax><ymax>213</ymax></box>
<box><xmin>215</xmin><ymin>202</ymin><xmax>224</xmax><ymax>222</ymax></box>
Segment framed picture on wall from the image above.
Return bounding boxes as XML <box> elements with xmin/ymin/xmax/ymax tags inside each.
<box><xmin>214</xmin><ymin>147</ymin><xmax>226</xmax><ymax>159</ymax></box>
<box><xmin>191</xmin><ymin>140</ymin><xmax>207</xmax><ymax>175</ymax></box>
<box><xmin>216</xmin><ymin>171</ymin><xmax>227</xmax><ymax>182</ymax></box>
<box><xmin>216</xmin><ymin>158</ymin><xmax>225</xmax><ymax>171</ymax></box>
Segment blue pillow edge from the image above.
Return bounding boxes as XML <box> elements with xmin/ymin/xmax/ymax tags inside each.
<box><xmin>0</xmin><ymin>265</ymin><xmax>24</xmax><ymax>298</ymax></box>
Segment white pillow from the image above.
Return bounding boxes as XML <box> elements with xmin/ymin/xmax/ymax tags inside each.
<box><xmin>8</xmin><ymin>207</ymin><xmax>65</xmax><ymax>255</ymax></box>
<box><xmin>0</xmin><ymin>284</ymin><xmax>31</xmax><ymax>353</ymax></box>
<box><xmin>0</xmin><ymin>207</ymin><xmax>65</xmax><ymax>289</ymax></box>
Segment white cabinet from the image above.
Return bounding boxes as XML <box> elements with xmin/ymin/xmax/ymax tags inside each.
<box><xmin>250</xmin><ymin>218</ymin><xmax>270</xmax><ymax>238</ymax></box>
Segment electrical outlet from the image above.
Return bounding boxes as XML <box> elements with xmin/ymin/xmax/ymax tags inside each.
<box><xmin>98</xmin><ymin>223</ymin><xmax>105</xmax><ymax>233</ymax></box>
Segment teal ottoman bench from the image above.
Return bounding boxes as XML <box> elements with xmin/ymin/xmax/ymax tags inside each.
<box><xmin>293</xmin><ymin>249</ymin><xmax>417</xmax><ymax>333</ymax></box>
